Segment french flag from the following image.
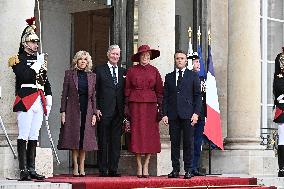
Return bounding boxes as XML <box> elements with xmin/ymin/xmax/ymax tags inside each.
<box><xmin>204</xmin><ymin>45</ymin><xmax>224</xmax><ymax>150</ymax></box>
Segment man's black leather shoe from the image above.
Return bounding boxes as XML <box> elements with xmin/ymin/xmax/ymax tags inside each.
<box><xmin>29</xmin><ymin>171</ymin><xmax>45</xmax><ymax>180</ymax></box>
<box><xmin>99</xmin><ymin>172</ymin><xmax>108</xmax><ymax>177</ymax></box>
<box><xmin>278</xmin><ymin>169</ymin><xmax>284</xmax><ymax>177</ymax></box>
<box><xmin>168</xmin><ymin>171</ymin><xmax>179</xmax><ymax>178</ymax></box>
<box><xmin>108</xmin><ymin>171</ymin><xmax>121</xmax><ymax>177</ymax></box>
<box><xmin>184</xmin><ymin>172</ymin><xmax>193</xmax><ymax>179</ymax></box>
<box><xmin>192</xmin><ymin>170</ymin><xmax>205</xmax><ymax>176</ymax></box>
<box><xmin>19</xmin><ymin>170</ymin><xmax>32</xmax><ymax>181</ymax></box>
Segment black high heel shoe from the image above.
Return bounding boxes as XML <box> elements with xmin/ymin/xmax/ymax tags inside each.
<box><xmin>142</xmin><ymin>174</ymin><xmax>149</xmax><ymax>178</ymax></box>
<box><xmin>79</xmin><ymin>171</ymin><xmax>86</xmax><ymax>177</ymax></box>
<box><xmin>73</xmin><ymin>170</ymin><xmax>79</xmax><ymax>177</ymax></box>
<box><xmin>137</xmin><ymin>167</ymin><xmax>143</xmax><ymax>178</ymax></box>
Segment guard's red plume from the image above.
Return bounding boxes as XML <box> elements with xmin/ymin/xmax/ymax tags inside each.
<box><xmin>26</xmin><ymin>17</ymin><xmax>36</xmax><ymax>26</ymax></box>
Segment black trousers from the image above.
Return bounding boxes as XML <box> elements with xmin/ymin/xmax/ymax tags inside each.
<box><xmin>97</xmin><ymin>109</ymin><xmax>123</xmax><ymax>173</ymax></box>
<box><xmin>169</xmin><ymin>116</ymin><xmax>194</xmax><ymax>172</ymax></box>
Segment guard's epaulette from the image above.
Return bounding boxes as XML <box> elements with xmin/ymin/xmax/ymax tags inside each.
<box><xmin>8</xmin><ymin>55</ymin><xmax>20</xmax><ymax>67</ymax></box>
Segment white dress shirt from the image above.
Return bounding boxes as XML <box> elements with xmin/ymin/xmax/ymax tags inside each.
<box><xmin>107</xmin><ymin>62</ymin><xmax>118</xmax><ymax>83</ymax></box>
<box><xmin>175</xmin><ymin>67</ymin><xmax>186</xmax><ymax>86</ymax></box>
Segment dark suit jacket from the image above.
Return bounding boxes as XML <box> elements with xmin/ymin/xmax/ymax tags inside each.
<box><xmin>94</xmin><ymin>63</ymin><xmax>126</xmax><ymax>118</ymax></box>
<box><xmin>162</xmin><ymin>68</ymin><xmax>202</xmax><ymax>120</ymax></box>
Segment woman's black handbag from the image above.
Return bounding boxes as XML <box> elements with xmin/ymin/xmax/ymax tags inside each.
<box><xmin>122</xmin><ymin>118</ymin><xmax>131</xmax><ymax>133</ymax></box>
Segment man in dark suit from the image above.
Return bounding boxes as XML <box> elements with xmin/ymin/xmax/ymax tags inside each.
<box><xmin>94</xmin><ymin>45</ymin><xmax>126</xmax><ymax>177</ymax></box>
<box><xmin>162</xmin><ymin>50</ymin><xmax>201</xmax><ymax>179</ymax></box>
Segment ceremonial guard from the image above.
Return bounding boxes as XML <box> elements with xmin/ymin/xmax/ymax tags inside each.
<box><xmin>273</xmin><ymin>47</ymin><xmax>284</xmax><ymax>177</ymax></box>
<box><xmin>8</xmin><ymin>17</ymin><xmax>52</xmax><ymax>181</ymax></box>
<box><xmin>190</xmin><ymin>52</ymin><xmax>206</xmax><ymax>176</ymax></box>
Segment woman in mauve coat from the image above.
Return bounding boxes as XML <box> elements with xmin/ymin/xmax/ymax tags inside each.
<box><xmin>125</xmin><ymin>45</ymin><xmax>163</xmax><ymax>178</ymax></box>
<box><xmin>58</xmin><ymin>51</ymin><xmax>97</xmax><ymax>176</ymax></box>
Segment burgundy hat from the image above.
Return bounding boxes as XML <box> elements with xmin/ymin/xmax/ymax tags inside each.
<box><xmin>131</xmin><ymin>45</ymin><xmax>160</xmax><ymax>62</ymax></box>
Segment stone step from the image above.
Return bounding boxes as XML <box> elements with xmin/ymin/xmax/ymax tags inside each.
<box><xmin>215</xmin><ymin>174</ymin><xmax>281</xmax><ymax>189</ymax></box>
<box><xmin>257</xmin><ymin>177</ymin><xmax>284</xmax><ymax>189</ymax></box>
<box><xmin>0</xmin><ymin>179</ymin><xmax>71</xmax><ymax>189</ymax></box>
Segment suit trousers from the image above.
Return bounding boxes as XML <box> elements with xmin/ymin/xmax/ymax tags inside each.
<box><xmin>192</xmin><ymin>119</ymin><xmax>205</xmax><ymax>171</ymax></box>
<box><xmin>97</xmin><ymin>108</ymin><xmax>123</xmax><ymax>173</ymax></box>
<box><xmin>169</xmin><ymin>116</ymin><xmax>194</xmax><ymax>172</ymax></box>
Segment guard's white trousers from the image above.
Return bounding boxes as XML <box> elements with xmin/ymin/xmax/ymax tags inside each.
<box><xmin>17</xmin><ymin>96</ymin><xmax>44</xmax><ymax>140</ymax></box>
<box><xmin>278</xmin><ymin>123</ymin><xmax>284</xmax><ymax>145</ymax></box>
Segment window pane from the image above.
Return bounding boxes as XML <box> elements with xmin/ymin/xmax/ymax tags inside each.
<box><xmin>268</xmin><ymin>0</ymin><xmax>284</xmax><ymax>20</ymax></box>
<box><xmin>260</xmin><ymin>19</ymin><xmax>263</xmax><ymax>59</ymax></box>
<box><xmin>267</xmin><ymin>21</ymin><xmax>284</xmax><ymax>61</ymax></box>
<box><xmin>267</xmin><ymin>63</ymin><xmax>274</xmax><ymax>104</ymax></box>
<box><xmin>260</xmin><ymin>0</ymin><xmax>262</xmax><ymax>16</ymax></box>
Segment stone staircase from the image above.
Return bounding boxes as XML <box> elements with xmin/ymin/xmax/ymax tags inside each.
<box><xmin>257</xmin><ymin>177</ymin><xmax>284</xmax><ymax>189</ymax></box>
<box><xmin>0</xmin><ymin>179</ymin><xmax>71</xmax><ymax>189</ymax></box>
<box><xmin>0</xmin><ymin>175</ymin><xmax>282</xmax><ymax>189</ymax></box>
<box><xmin>221</xmin><ymin>174</ymin><xmax>283</xmax><ymax>189</ymax></box>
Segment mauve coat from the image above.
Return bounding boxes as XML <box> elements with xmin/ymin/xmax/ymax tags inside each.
<box><xmin>58</xmin><ymin>70</ymin><xmax>98</xmax><ymax>151</ymax></box>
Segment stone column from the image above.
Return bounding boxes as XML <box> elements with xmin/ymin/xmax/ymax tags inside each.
<box><xmin>226</xmin><ymin>0</ymin><xmax>262</xmax><ymax>150</ymax></box>
<box><xmin>138</xmin><ymin>0</ymin><xmax>175</xmax><ymax>79</ymax></box>
<box><xmin>0</xmin><ymin>0</ymin><xmax>35</xmax><ymax>178</ymax></box>
<box><xmin>0</xmin><ymin>0</ymin><xmax>35</xmax><ymax>140</ymax></box>
<box><xmin>138</xmin><ymin>0</ymin><xmax>175</xmax><ymax>176</ymax></box>
<box><xmin>0</xmin><ymin>0</ymin><xmax>52</xmax><ymax>178</ymax></box>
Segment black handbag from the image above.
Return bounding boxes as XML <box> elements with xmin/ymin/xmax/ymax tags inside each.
<box><xmin>123</xmin><ymin>118</ymin><xmax>131</xmax><ymax>133</ymax></box>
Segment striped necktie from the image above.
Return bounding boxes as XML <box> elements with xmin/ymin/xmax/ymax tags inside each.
<box><xmin>112</xmin><ymin>66</ymin><xmax>117</xmax><ymax>85</ymax></box>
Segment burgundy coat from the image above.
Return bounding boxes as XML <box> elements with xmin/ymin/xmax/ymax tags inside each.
<box><xmin>125</xmin><ymin>64</ymin><xmax>163</xmax><ymax>153</ymax></box>
<box><xmin>58</xmin><ymin>70</ymin><xmax>98</xmax><ymax>151</ymax></box>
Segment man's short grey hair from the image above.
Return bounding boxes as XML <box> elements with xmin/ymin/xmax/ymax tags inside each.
<box><xmin>107</xmin><ymin>44</ymin><xmax>120</xmax><ymax>53</ymax></box>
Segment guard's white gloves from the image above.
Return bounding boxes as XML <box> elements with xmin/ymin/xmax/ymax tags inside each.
<box><xmin>46</xmin><ymin>95</ymin><xmax>52</xmax><ymax>118</ymax></box>
<box><xmin>277</xmin><ymin>94</ymin><xmax>284</xmax><ymax>104</ymax></box>
<box><xmin>31</xmin><ymin>53</ymin><xmax>45</xmax><ymax>73</ymax></box>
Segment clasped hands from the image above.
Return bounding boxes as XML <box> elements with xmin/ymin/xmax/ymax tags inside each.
<box><xmin>61</xmin><ymin>112</ymin><xmax>97</xmax><ymax>126</ymax></box>
<box><xmin>162</xmin><ymin>113</ymin><xmax>199</xmax><ymax>126</ymax></box>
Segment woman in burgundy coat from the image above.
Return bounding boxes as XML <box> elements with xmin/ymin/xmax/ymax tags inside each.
<box><xmin>125</xmin><ymin>45</ymin><xmax>163</xmax><ymax>178</ymax></box>
<box><xmin>58</xmin><ymin>51</ymin><xmax>97</xmax><ymax>176</ymax></box>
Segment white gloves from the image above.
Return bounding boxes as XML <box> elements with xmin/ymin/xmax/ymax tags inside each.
<box><xmin>31</xmin><ymin>53</ymin><xmax>45</xmax><ymax>73</ymax></box>
<box><xmin>46</xmin><ymin>95</ymin><xmax>52</xmax><ymax>118</ymax></box>
<box><xmin>46</xmin><ymin>105</ymin><xmax>51</xmax><ymax>118</ymax></box>
<box><xmin>277</xmin><ymin>94</ymin><xmax>284</xmax><ymax>104</ymax></box>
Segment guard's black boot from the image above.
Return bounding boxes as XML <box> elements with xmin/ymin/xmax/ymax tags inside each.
<box><xmin>27</xmin><ymin>140</ymin><xmax>45</xmax><ymax>180</ymax></box>
<box><xmin>278</xmin><ymin>145</ymin><xmax>284</xmax><ymax>177</ymax></box>
<box><xmin>17</xmin><ymin>139</ymin><xmax>31</xmax><ymax>181</ymax></box>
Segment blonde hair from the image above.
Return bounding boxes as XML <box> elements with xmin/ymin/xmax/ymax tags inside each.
<box><xmin>72</xmin><ymin>50</ymin><xmax>93</xmax><ymax>72</ymax></box>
